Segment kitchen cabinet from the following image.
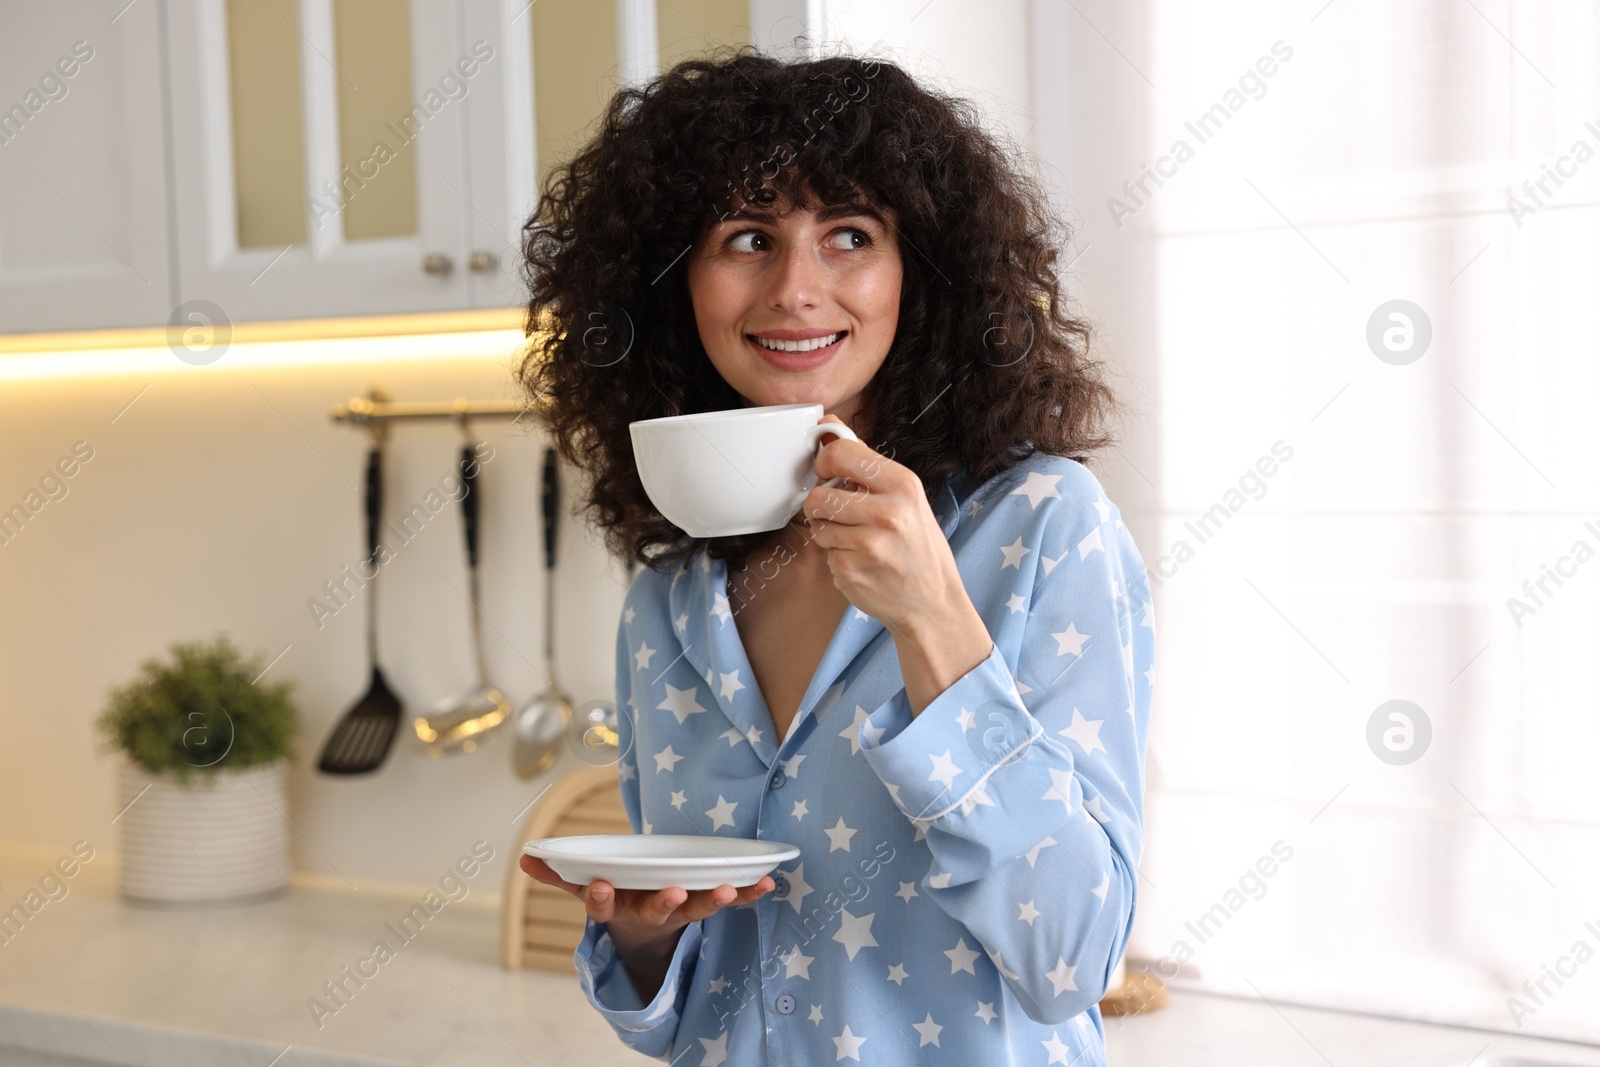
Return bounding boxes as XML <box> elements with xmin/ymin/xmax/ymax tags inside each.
<box><xmin>164</xmin><ymin>0</ymin><xmax>478</xmax><ymax>321</ymax></box>
<box><xmin>0</xmin><ymin>2</ymin><xmax>175</xmax><ymax>333</ymax></box>
<box><xmin>0</xmin><ymin>0</ymin><xmax>806</xmax><ymax>336</ymax></box>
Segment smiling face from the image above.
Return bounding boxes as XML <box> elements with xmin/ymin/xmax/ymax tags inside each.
<box><xmin>685</xmin><ymin>193</ymin><xmax>904</xmax><ymax>434</ymax></box>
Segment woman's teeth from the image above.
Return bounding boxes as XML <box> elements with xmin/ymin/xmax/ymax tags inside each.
<box><xmin>752</xmin><ymin>332</ymin><xmax>843</xmax><ymax>353</ymax></box>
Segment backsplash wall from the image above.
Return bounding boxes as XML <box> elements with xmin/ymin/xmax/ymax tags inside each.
<box><xmin>0</xmin><ymin>349</ymin><xmax>628</xmax><ymax>897</ymax></box>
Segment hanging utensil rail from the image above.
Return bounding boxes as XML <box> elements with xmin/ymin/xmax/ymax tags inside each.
<box><xmin>330</xmin><ymin>394</ymin><xmax>542</xmax><ymax>426</ymax></box>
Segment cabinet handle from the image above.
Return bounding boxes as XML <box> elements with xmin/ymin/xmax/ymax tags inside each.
<box><xmin>467</xmin><ymin>250</ymin><xmax>497</xmax><ymax>273</ymax></box>
<box><xmin>422</xmin><ymin>253</ymin><xmax>454</xmax><ymax>276</ymax></box>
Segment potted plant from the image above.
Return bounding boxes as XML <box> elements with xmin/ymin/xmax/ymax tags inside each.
<box><xmin>94</xmin><ymin>636</ymin><xmax>300</xmax><ymax>905</ymax></box>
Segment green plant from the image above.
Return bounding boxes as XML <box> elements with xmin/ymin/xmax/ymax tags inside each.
<box><xmin>95</xmin><ymin>636</ymin><xmax>299</xmax><ymax>785</ymax></box>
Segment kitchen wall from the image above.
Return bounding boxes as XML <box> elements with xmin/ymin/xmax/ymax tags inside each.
<box><xmin>0</xmin><ymin>332</ymin><xmax>629</xmax><ymax>894</ymax></box>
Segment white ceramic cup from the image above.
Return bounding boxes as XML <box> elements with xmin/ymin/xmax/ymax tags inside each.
<box><xmin>629</xmin><ymin>403</ymin><xmax>860</xmax><ymax>538</ymax></box>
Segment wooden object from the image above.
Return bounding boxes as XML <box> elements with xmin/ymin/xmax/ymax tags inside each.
<box><xmin>1098</xmin><ymin>971</ymin><xmax>1169</xmax><ymax>1016</ymax></box>
<box><xmin>501</xmin><ymin>764</ymin><xmax>632</xmax><ymax>971</ymax></box>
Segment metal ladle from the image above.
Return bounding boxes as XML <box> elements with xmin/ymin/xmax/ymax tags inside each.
<box><xmin>512</xmin><ymin>446</ymin><xmax>573</xmax><ymax>777</ymax></box>
<box><xmin>415</xmin><ymin>409</ymin><xmax>511</xmax><ymax>756</ymax></box>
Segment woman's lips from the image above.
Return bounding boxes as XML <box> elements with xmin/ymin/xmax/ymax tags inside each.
<box><xmin>747</xmin><ymin>330</ymin><xmax>847</xmax><ymax>370</ymax></box>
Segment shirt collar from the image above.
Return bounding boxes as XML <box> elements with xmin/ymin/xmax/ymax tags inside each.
<box><xmin>662</xmin><ymin>467</ymin><xmax>970</xmax><ymax>765</ymax></box>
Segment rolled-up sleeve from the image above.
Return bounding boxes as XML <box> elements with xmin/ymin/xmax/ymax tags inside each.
<box><xmin>574</xmin><ymin>914</ymin><xmax>704</xmax><ymax>1056</ymax></box>
<box><xmin>858</xmin><ymin>505</ymin><xmax>1153</xmax><ymax>1025</ymax></box>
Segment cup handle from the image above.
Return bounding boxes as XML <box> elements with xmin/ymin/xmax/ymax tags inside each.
<box><xmin>802</xmin><ymin>420</ymin><xmax>859</xmax><ymax>492</ymax></box>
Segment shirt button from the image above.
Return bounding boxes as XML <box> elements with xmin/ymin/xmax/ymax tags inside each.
<box><xmin>773</xmin><ymin>874</ymin><xmax>789</xmax><ymax>898</ymax></box>
<box><xmin>775</xmin><ymin>993</ymin><xmax>796</xmax><ymax>1015</ymax></box>
<box><xmin>770</xmin><ymin>769</ymin><xmax>787</xmax><ymax>789</ymax></box>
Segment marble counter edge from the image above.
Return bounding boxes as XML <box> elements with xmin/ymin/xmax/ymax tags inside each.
<box><xmin>0</xmin><ymin>1001</ymin><xmax>409</xmax><ymax>1067</ymax></box>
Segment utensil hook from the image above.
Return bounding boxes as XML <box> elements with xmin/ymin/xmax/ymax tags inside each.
<box><xmin>365</xmin><ymin>386</ymin><xmax>391</xmax><ymax>449</ymax></box>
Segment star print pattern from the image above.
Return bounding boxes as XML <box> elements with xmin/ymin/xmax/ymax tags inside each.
<box><xmin>823</xmin><ymin>816</ymin><xmax>857</xmax><ymax>852</ymax></box>
<box><xmin>832</xmin><ymin>909</ymin><xmax>878</xmax><ymax>960</ymax></box>
<box><xmin>1051</xmin><ymin>621</ymin><xmax>1090</xmax><ymax>657</ymax></box>
<box><xmin>833</xmin><ymin>1025</ymin><xmax>866</xmax><ymax>1061</ymax></box>
<box><xmin>704</xmin><ymin>794</ymin><xmax>737</xmax><ymax>832</ymax></box>
<box><xmin>657</xmin><ymin>683</ymin><xmax>707</xmax><ymax>724</ymax></box>
<box><xmin>1025</xmin><ymin>835</ymin><xmax>1057</xmax><ymax>867</ymax></box>
<box><xmin>1045</xmin><ymin>957</ymin><xmax>1079</xmax><ymax>996</ymax></box>
<box><xmin>1058</xmin><ymin>708</ymin><xmax>1106</xmax><ymax>756</ymax></box>
<box><xmin>945</xmin><ymin>937</ymin><xmax>981</xmax><ymax>975</ymax></box>
<box><xmin>572</xmin><ymin>451</ymin><xmax>1153</xmax><ymax>1067</ymax></box>
<box><xmin>836</xmin><ymin>705</ymin><xmax>882</xmax><ymax>755</ymax></box>
<box><xmin>999</xmin><ymin>535</ymin><xmax>1031</xmax><ymax>569</ymax></box>
<box><xmin>1010</xmin><ymin>470</ymin><xmax>1063</xmax><ymax>508</ymax></box>
<box><xmin>927</xmin><ymin>749</ymin><xmax>962</xmax><ymax>788</ymax></box>
<box><xmin>699</xmin><ymin>1031</ymin><xmax>728</xmax><ymax>1066</ymax></box>
<box><xmin>781</xmin><ymin>946</ymin><xmax>814</xmax><ymax>979</ymax></box>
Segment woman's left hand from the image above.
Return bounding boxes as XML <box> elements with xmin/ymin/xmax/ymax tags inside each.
<box><xmin>804</xmin><ymin>415</ymin><xmax>985</xmax><ymax>659</ymax></box>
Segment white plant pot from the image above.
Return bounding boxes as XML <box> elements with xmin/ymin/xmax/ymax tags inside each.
<box><xmin>115</xmin><ymin>756</ymin><xmax>291</xmax><ymax>905</ymax></box>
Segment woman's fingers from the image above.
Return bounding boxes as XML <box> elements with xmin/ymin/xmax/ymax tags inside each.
<box><xmin>737</xmin><ymin>876</ymin><xmax>777</xmax><ymax>904</ymax></box>
<box><xmin>519</xmin><ymin>856</ymin><xmax>777</xmax><ymax>932</ymax></box>
<box><xmin>584</xmin><ymin>879</ymin><xmax>619</xmax><ymax>923</ymax></box>
<box><xmin>519</xmin><ymin>854</ymin><xmax>586</xmax><ymax>896</ymax></box>
<box><xmin>517</xmin><ymin>857</ymin><xmax>630</xmax><ymax>927</ymax></box>
<box><xmin>673</xmin><ymin>877</ymin><xmax>775</xmax><ymax>923</ymax></box>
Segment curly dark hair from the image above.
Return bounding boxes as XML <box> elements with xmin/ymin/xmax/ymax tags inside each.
<box><xmin>515</xmin><ymin>47</ymin><xmax>1121</xmax><ymax>576</ymax></box>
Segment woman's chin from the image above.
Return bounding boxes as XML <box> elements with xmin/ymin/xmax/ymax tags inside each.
<box><xmin>741</xmin><ymin>383</ymin><xmax>835</xmax><ymax>410</ymax></box>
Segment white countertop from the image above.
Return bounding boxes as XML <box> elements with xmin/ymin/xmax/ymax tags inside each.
<box><xmin>1104</xmin><ymin>984</ymin><xmax>1600</xmax><ymax>1067</ymax></box>
<box><xmin>3</xmin><ymin>843</ymin><xmax>1595</xmax><ymax>1067</ymax></box>
<box><xmin>0</xmin><ymin>843</ymin><xmax>653</xmax><ymax>1066</ymax></box>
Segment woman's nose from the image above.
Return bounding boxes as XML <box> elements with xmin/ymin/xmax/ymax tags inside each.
<box><xmin>765</xmin><ymin>243</ymin><xmax>823</xmax><ymax>314</ymax></box>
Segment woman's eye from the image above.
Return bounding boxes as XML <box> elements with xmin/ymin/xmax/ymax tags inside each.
<box><xmin>727</xmin><ymin>231</ymin><xmax>769</xmax><ymax>253</ymax></box>
<box><xmin>826</xmin><ymin>228</ymin><xmax>870</xmax><ymax>251</ymax></box>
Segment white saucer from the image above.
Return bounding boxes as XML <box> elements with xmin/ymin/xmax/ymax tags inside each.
<box><xmin>523</xmin><ymin>834</ymin><xmax>799</xmax><ymax>890</ymax></box>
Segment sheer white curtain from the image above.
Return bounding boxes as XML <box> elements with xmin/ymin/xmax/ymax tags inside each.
<box><xmin>1033</xmin><ymin>0</ymin><xmax>1600</xmax><ymax>1042</ymax></box>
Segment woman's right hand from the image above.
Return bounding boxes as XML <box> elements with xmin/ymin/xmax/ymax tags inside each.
<box><xmin>519</xmin><ymin>854</ymin><xmax>776</xmax><ymax>954</ymax></box>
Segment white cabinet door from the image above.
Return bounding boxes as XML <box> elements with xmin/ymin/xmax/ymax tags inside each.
<box><xmin>165</xmin><ymin>0</ymin><xmax>474</xmax><ymax>323</ymax></box>
<box><xmin>0</xmin><ymin>1</ymin><xmax>174</xmax><ymax>333</ymax></box>
<box><xmin>460</xmin><ymin>0</ymin><xmax>536</xmax><ymax>312</ymax></box>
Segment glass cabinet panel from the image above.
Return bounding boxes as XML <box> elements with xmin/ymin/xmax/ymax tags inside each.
<box><xmin>226</xmin><ymin>0</ymin><xmax>308</xmax><ymax>248</ymax></box>
<box><xmin>530</xmin><ymin>0</ymin><xmax>619</xmax><ymax>190</ymax></box>
<box><xmin>331</xmin><ymin>0</ymin><xmax>418</xmax><ymax>240</ymax></box>
<box><xmin>656</xmin><ymin>0</ymin><xmax>749</xmax><ymax>70</ymax></box>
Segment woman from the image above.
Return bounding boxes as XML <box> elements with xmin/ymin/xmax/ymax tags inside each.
<box><xmin>516</xmin><ymin>49</ymin><xmax>1153</xmax><ymax>1067</ymax></box>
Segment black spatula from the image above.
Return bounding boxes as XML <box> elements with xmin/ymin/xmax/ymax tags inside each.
<box><xmin>317</xmin><ymin>442</ymin><xmax>404</xmax><ymax>774</ymax></box>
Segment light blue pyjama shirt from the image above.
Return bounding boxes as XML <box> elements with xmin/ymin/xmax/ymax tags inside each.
<box><xmin>572</xmin><ymin>448</ymin><xmax>1155</xmax><ymax>1066</ymax></box>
